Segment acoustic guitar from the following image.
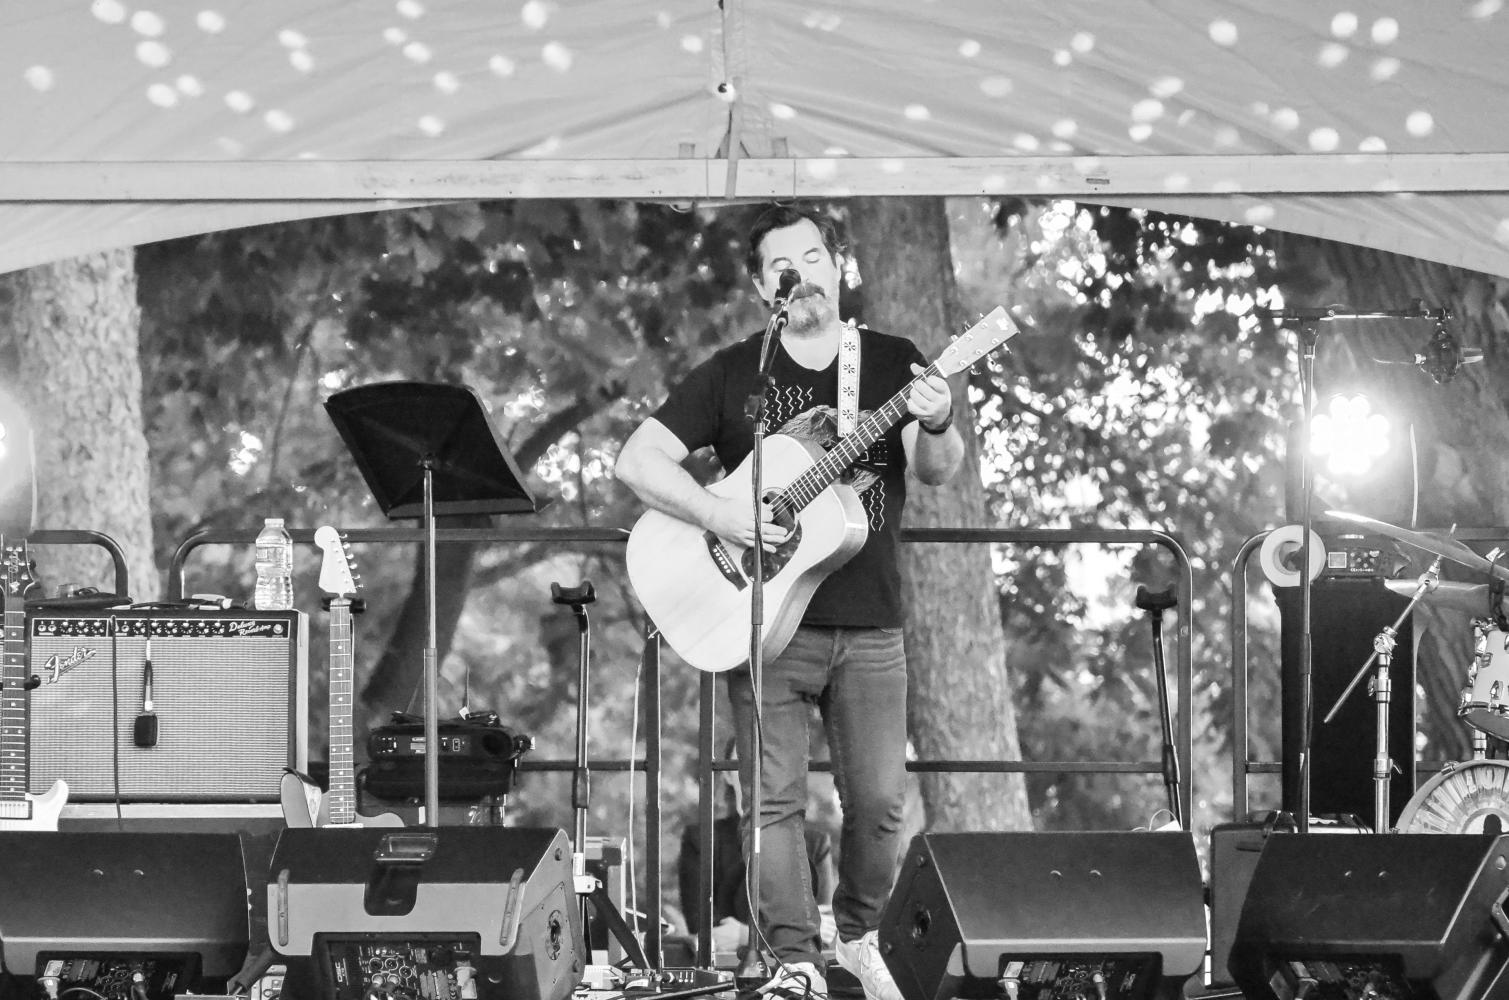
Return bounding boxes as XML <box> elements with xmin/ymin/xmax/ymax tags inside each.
<box><xmin>626</xmin><ymin>307</ymin><xmax>1017</xmax><ymax>672</ymax></box>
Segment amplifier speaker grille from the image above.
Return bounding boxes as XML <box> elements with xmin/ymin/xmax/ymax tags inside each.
<box><xmin>26</xmin><ymin>609</ymin><xmax>308</xmax><ymax>801</ymax></box>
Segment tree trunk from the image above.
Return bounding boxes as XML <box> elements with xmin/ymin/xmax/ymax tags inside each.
<box><xmin>847</xmin><ymin>197</ymin><xmax>1031</xmax><ymax>832</ymax></box>
<box><xmin>1272</xmin><ymin>234</ymin><xmax>1509</xmax><ymax>770</ymax></box>
<box><xmin>0</xmin><ymin>251</ymin><xmax>157</xmax><ymax>602</ymax></box>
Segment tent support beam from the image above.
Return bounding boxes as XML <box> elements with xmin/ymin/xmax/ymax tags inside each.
<box><xmin>2</xmin><ymin>153</ymin><xmax>1509</xmax><ymax>202</ymax></box>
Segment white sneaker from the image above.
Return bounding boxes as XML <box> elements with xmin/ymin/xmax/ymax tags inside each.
<box><xmin>834</xmin><ymin>931</ymin><xmax>903</xmax><ymax>1000</ymax></box>
<box><xmin>764</xmin><ymin>960</ymin><xmax>828</xmax><ymax>999</ymax></box>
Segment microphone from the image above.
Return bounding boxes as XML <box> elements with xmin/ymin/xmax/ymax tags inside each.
<box><xmin>771</xmin><ymin>268</ymin><xmax>801</xmax><ymax>307</ymax></box>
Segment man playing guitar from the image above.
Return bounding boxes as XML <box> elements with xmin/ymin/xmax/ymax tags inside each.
<box><xmin>616</xmin><ymin>204</ymin><xmax>963</xmax><ymax>1000</ymax></box>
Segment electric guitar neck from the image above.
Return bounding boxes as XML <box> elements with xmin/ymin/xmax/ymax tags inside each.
<box><xmin>0</xmin><ymin>537</ymin><xmax>68</xmax><ymax>829</ymax></box>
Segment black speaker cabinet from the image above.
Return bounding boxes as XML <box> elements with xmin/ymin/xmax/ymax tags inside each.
<box><xmin>26</xmin><ymin>609</ymin><xmax>308</xmax><ymax>801</ymax></box>
<box><xmin>1231</xmin><ymin>833</ymin><xmax>1509</xmax><ymax>1000</ymax></box>
<box><xmin>880</xmin><ymin>832</ymin><xmax>1206</xmax><ymax>1000</ymax></box>
<box><xmin>1207</xmin><ymin>815</ymin><xmax>1365</xmax><ymax>988</ymax></box>
<box><xmin>268</xmin><ymin>827</ymin><xmax>582</xmax><ymax>1000</ymax></box>
<box><xmin>1276</xmin><ymin>574</ymin><xmax>1416</xmax><ymax>825</ymax></box>
<box><xmin>0</xmin><ymin>832</ymin><xmax>250</xmax><ymax>979</ymax></box>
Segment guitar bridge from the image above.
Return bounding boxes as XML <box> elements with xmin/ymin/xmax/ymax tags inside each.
<box><xmin>703</xmin><ymin>532</ymin><xmax>748</xmax><ymax>591</ymax></box>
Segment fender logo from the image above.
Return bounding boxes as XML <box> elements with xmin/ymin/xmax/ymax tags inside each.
<box><xmin>43</xmin><ymin>646</ymin><xmax>100</xmax><ymax>684</ymax></box>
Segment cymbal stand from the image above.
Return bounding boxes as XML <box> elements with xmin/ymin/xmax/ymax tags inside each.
<box><xmin>1325</xmin><ymin>556</ymin><xmax>1440</xmax><ymax>832</ymax></box>
<box><xmin>1268</xmin><ymin>302</ymin><xmax>1449</xmax><ymax>833</ymax></box>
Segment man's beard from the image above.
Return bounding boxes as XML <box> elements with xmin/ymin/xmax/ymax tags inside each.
<box><xmin>785</xmin><ymin>291</ymin><xmax>835</xmax><ymax>335</ymax></box>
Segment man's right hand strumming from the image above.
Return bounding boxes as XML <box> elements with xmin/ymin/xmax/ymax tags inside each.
<box><xmin>703</xmin><ymin>495</ymin><xmax>792</xmax><ymax>552</ymax></box>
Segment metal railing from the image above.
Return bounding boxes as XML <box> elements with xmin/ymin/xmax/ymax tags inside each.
<box><xmin>171</xmin><ymin>522</ymin><xmax>1194</xmax><ymax>967</ymax></box>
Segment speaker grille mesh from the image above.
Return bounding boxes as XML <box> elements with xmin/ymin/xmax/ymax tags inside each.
<box><xmin>26</xmin><ymin>611</ymin><xmax>307</xmax><ymax>801</ymax></box>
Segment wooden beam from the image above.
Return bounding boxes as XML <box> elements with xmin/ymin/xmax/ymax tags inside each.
<box><xmin>0</xmin><ymin>153</ymin><xmax>1507</xmax><ymax>201</ymax></box>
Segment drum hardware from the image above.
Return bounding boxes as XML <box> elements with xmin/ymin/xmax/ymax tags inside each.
<box><xmin>1323</xmin><ymin>554</ymin><xmax>1443</xmax><ymax>834</ymax></box>
<box><xmin>1326</xmin><ymin>510</ymin><xmax>1509</xmax><ymax>585</ymax></box>
<box><xmin>1384</xmin><ymin>577</ymin><xmax>1493</xmax><ymax>615</ymax></box>
<box><xmin>1457</xmin><ymin>619</ymin><xmax>1509</xmax><ymax>742</ymax></box>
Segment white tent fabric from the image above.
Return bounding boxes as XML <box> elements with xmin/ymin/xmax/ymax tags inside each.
<box><xmin>3</xmin><ymin>0</ymin><xmax>1509</xmax><ymax>275</ymax></box>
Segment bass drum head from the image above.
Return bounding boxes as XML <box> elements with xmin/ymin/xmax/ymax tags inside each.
<box><xmin>1397</xmin><ymin>759</ymin><xmax>1509</xmax><ymax>834</ymax></box>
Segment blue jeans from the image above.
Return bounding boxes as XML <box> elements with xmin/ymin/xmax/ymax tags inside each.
<box><xmin>728</xmin><ymin>625</ymin><xmax>909</xmax><ymax>965</ymax></box>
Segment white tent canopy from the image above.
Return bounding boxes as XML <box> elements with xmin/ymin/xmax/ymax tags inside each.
<box><xmin>3</xmin><ymin>0</ymin><xmax>1509</xmax><ymax>275</ymax></box>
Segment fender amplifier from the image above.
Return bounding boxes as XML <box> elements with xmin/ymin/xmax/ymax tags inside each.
<box><xmin>26</xmin><ymin>609</ymin><xmax>308</xmax><ymax>801</ymax></box>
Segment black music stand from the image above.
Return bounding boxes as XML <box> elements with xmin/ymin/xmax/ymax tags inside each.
<box><xmin>325</xmin><ymin>382</ymin><xmax>537</xmax><ymax>826</ymax></box>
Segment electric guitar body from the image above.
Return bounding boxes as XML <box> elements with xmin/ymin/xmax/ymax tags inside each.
<box><xmin>281</xmin><ymin>527</ymin><xmax>402</xmax><ymax>829</ymax></box>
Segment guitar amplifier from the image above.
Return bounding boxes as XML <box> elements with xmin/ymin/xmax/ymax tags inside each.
<box><xmin>26</xmin><ymin>609</ymin><xmax>308</xmax><ymax>801</ymax></box>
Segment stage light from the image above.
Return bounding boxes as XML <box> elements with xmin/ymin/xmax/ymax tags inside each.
<box><xmin>1311</xmin><ymin>393</ymin><xmax>1390</xmax><ymax>477</ymax></box>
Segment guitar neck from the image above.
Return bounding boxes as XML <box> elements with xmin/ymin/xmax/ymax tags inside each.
<box><xmin>772</xmin><ymin>362</ymin><xmax>941</xmax><ymax>517</ymax></box>
<box><xmin>324</xmin><ymin>599</ymin><xmax>357</xmax><ymax>826</ymax></box>
<box><xmin>0</xmin><ymin>586</ymin><xmax>30</xmax><ymax>813</ymax></box>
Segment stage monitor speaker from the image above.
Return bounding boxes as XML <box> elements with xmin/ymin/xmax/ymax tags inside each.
<box><xmin>0</xmin><ymin>832</ymin><xmax>250</xmax><ymax>981</ymax></box>
<box><xmin>26</xmin><ymin>609</ymin><xmax>308</xmax><ymax>801</ymax></box>
<box><xmin>1207</xmin><ymin>815</ymin><xmax>1365</xmax><ymax>989</ymax></box>
<box><xmin>1230</xmin><ymin>833</ymin><xmax>1509</xmax><ymax>1000</ymax></box>
<box><xmin>268</xmin><ymin>827</ymin><xmax>582</xmax><ymax>1000</ymax></box>
<box><xmin>879</xmin><ymin>832</ymin><xmax>1206</xmax><ymax>1000</ymax></box>
<box><xmin>1275</xmin><ymin>571</ymin><xmax>1416</xmax><ymax>825</ymax></box>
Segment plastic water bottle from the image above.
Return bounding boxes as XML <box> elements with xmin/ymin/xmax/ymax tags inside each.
<box><xmin>253</xmin><ymin>517</ymin><xmax>294</xmax><ymax>611</ymax></box>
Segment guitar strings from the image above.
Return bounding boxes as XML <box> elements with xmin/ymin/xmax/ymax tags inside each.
<box><xmin>772</xmin><ymin>364</ymin><xmax>942</xmax><ymax>517</ymax></box>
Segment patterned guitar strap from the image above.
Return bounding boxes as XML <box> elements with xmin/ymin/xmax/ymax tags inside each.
<box><xmin>837</xmin><ymin>320</ymin><xmax>861</xmax><ymax>438</ymax></box>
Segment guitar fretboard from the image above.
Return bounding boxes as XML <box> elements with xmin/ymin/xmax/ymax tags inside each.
<box><xmin>0</xmin><ymin>574</ymin><xmax>31</xmax><ymax>817</ymax></box>
<box><xmin>769</xmin><ymin>362</ymin><xmax>942</xmax><ymax>518</ymax></box>
<box><xmin>325</xmin><ymin>599</ymin><xmax>356</xmax><ymax>826</ymax></box>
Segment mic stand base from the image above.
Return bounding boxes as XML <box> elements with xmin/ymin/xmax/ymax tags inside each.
<box><xmin>734</xmin><ymin>949</ymin><xmax>772</xmax><ymax>999</ymax></box>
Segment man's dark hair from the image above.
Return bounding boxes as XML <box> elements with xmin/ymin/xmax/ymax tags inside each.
<box><xmin>744</xmin><ymin>204</ymin><xmax>844</xmax><ymax>279</ymax></box>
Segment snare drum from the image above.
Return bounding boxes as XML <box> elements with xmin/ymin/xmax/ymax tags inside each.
<box><xmin>1396</xmin><ymin>759</ymin><xmax>1509</xmax><ymax>833</ymax></box>
<box><xmin>1458</xmin><ymin>622</ymin><xmax>1509</xmax><ymax>740</ymax></box>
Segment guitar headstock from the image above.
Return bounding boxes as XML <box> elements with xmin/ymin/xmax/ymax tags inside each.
<box><xmin>315</xmin><ymin>526</ymin><xmax>361</xmax><ymax>599</ymax></box>
<box><xmin>934</xmin><ymin>306</ymin><xmax>1018</xmax><ymax>377</ymax></box>
<box><xmin>0</xmin><ymin>537</ymin><xmax>37</xmax><ymax>609</ymax></box>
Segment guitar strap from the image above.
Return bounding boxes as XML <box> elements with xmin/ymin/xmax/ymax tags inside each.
<box><xmin>837</xmin><ymin>320</ymin><xmax>861</xmax><ymax>437</ymax></box>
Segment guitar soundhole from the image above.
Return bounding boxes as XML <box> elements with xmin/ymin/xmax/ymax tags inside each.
<box><xmin>741</xmin><ymin>523</ymin><xmax>802</xmax><ymax>580</ymax></box>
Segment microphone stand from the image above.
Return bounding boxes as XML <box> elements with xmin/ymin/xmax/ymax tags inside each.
<box><xmin>736</xmin><ymin>292</ymin><xmax>789</xmax><ymax>988</ymax></box>
<box><xmin>1267</xmin><ymin>302</ymin><xmax>1449</xmax><ymax>834</ymax></box>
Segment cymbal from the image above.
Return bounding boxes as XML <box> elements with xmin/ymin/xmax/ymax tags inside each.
<box><xmin>1383</xmin><ymin>578</ymin><xmax>1494</xmax><ymax>615</ymax></box>
<box><xmin>1324</xmin><ymin>510</ymin><xmax>1509</xmax><ymax>583</ymax></box>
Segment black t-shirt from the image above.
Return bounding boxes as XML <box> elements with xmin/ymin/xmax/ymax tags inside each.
<box><xmin>652</xmin><ymin>326</ymin><xmax>926</xmax><ymax>628</ymax></box>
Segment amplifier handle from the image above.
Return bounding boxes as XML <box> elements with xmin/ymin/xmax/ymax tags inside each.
<box><xmin>499</xmin><ymin>868</ymin><xmax>526</xmax><ymax>951</ymax></box>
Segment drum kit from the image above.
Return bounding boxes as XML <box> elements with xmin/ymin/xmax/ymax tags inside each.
<box><xmin>1321</xmin><ymin>511</ymin><xmax>1509</xmax><ymax>835</ymax></box>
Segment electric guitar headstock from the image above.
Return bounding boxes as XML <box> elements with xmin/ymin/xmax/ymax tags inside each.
<box><xmin>314</xmin><ymin>526</ymin><xmax>361</xmax><ymax>602</ymax></box>
<box><xmin>1</xmin><ymin>537</ymin><xmax>38</xmax><ymax>611</ymax></box>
